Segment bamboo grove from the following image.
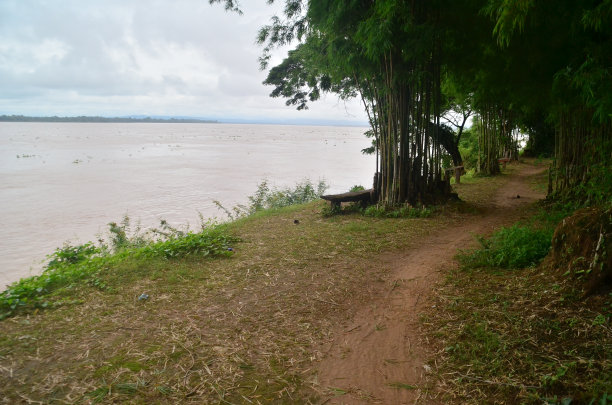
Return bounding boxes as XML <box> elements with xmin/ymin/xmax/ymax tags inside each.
<box><xmin>476</xmin><ymin>107</ymin><xmax>520</xmax><ymax>175</ymax></box>
<box><xmin>261</xmin><ymin>0</ymin><xmax>454</xmax><ymax>206</ymax></box>
<box><xmin>357</xmin><ymin>3</ymin><xmax>447</xmax><ymax>205</ymax></box>
<box><xmin>213</xmin><ymin>0</ymin><xmax>612</xmax><ymax>206</ymax></box>
<box><xmin>550</xmin><ymin>110</ymin><xmax>612</xmax><ymax>202</ymax></box>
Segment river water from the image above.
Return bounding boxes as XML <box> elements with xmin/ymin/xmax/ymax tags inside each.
<box><xmin>0</xmin><ymin>122</ymin><xmax>374</xmax><ymax>288</ymax></box>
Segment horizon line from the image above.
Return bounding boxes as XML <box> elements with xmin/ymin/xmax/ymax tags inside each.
<box><xmin>0</xmin><ymin>114</ymin><xmax>369</xmax><ymax>127</ymax></box>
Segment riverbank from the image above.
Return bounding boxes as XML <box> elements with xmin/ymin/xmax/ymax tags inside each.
<box><xmin>1</xmin><ymin>160</ymin><xmax>608</xmax><ymax>404</ymax></box>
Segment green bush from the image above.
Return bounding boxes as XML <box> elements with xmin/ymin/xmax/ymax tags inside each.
<box><xmin>216</xmin><ymin>179</ymin><xmax>329</xmax><ymax>219</ymax></box>
<box><xmin>459</xmin><ymin>224</ymin><xmax>553</xmax><ymax>269</ymax></box>
<box><xmin>141</xmin><ymin>228</ymin><xmax>236</xmax><ymax>259</ymax></box>
<box><xmin>47</xmin><ymin>242</ymin><xmax>100</xmax><ymax>270</ymax></box>
<box><xmin>249</xmin><ymin>179</ymin><xmax>328</xmax><ymax>211</ymax></box>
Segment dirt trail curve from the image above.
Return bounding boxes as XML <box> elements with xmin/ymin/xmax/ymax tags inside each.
<box><xmin>316</xmin><ymin>163</ymin><xmax>547</xmax><ymax>404</ymax></box>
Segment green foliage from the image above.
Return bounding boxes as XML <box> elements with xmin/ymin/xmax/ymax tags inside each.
<box><xmin>321</xmin><ymin>203</ymin><xmax>342</xmax><ymax>218</ymax></box>
<box><xmin>459</xmin><ymin>224</ymin><xmax>553</xmax><ymax>269</ymax></box>
<box><xmin>217</xmin><ymin>179</ymin><xmax>329</xmax><ymax>220</ymax></box>
<box><xmin>0</xmin><ymin>220</ymin><xmax>237</xmax><ymax>319</ymax></box>
<box><xmin>361</xmin><ymin>129</ymin><xmax>377</xmax><ymax>155</ymax></box>
<box><xmin>47</xmin><ymin>242</ymin><xmax>100</xmax><ymax>270</ymax></box>
<box><xmin>107</xmin><ymin>216</ymin><xmax>153</xmax><ymax>250</ymax></box>
<box><xmin>349</xmin><ymin>185</ymin><xmax>365</xmax><ymax>192</ymax></box>
<box><xmin>458</xmin><ymin>127</ymin><xmax>479</xmax><ymax>170</ymax></box>
<box><xmin>364</xmin><ymin>204</ymin><xmax>432</xmax><ymax>219</ymax></box>
<box><xmin>141</xmin><ymin>228</ymin><xmax>236</xmax><ymax>259</ymax></box>
<box><xmin>247</xmin><ymin>0</ymin><xmax>611</xmax><ymax>206</ymax></box>
<box><xmin>248</xmin><ymin>179</ymin><xmax>328</xmax><ymax>211</ymax></box>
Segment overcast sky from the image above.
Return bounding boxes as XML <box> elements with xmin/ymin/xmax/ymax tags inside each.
<box><xmin>0</xmin><ymin>0</ymin><xmax>367</xmax><ymax>124</ymax></box>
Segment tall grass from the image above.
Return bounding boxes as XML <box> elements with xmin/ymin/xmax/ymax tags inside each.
<box><xmin>458</xmin><ymin>224</ymin><xmax>553</xmax><ymax>269</ymax></box>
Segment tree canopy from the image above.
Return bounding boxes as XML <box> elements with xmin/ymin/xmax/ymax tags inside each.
<box><xmin>213</xmin><ymin>0</ymin><xmax>612</xmax><ymax>206</ymax></box>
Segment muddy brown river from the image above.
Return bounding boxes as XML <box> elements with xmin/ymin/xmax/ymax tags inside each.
<box><xmin>0</xmin><ymin>122</ymin><xmax>374</xmax><ymax>287</ymax></box>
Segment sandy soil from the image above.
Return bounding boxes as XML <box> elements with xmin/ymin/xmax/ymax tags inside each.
<box><xmin>316</xmin><ymin>163</ymin><xmax>547</xmax><ymax>404</ymax></box>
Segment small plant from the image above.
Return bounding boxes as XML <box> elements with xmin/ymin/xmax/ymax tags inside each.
<box><xmin>458</xmin><ymin>224</ymin><xmax>553</xmax><ymax>269</ymax></box>
<box><xmin>47</xmin><ymin>242</ymin><xmax>100</xmax><ymax>270</ymax></box>
<box><xmin>107</xmin><ymin>215</ymin><xmax>150</xmax><ymax>250</ymax></box>
<box><xmin>321</xmin><ymin>203</ymin><xmax>342</xmax><ymax>217</ymax></box>
<box><xmin>349</xmin><ymin>185</ymin><xmax>365</xmax><ymax>192</ymax></box>
<box><xmin>150</xmin><ymin>219</ymin><xmax>187</xmax><ymax>240</ymax></box>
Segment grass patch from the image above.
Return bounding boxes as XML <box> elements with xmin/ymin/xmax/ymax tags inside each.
<box><xmin>428</xmin><ymin>208</ymin><xmax>612</xmax><ymax>403</ymax></box>
<box><xmin>458</xmin><ymin>224</ymin><xmax>553</xmax><ymax>269</ymax></box>
<box><xmin>363</xmin><ymin>204</ymin><xmax>433</xmax><ymax>218</ymax></box>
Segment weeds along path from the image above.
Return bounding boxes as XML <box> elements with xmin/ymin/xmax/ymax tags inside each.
<box><xmin>316</xmin><ymin>163</ymin><xmax>547</xmax><ymax>404</ymax></box>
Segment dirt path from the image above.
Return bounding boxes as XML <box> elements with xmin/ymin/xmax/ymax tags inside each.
<box><xmin>316</xmin><ymin>163</ymin><xmax>547</xmax><ymax>404</ymax></box>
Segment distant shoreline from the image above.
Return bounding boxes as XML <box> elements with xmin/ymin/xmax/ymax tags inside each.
<box><xmin>0</xmin><ymin>115</ymin><xmax>370</xmax><ymax>127</ymax></box>
<box><xmin>0</xmin><ymin>115</ymin><xmax>218</xmax><ymax>124</ymax></box>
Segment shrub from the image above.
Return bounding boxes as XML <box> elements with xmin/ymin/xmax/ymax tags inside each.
<box><xmin>250</xmin><ymin>179</ymin><xmax>328</xmax><ymax>211</ymax></box>
<box><xmin>216</xmin><ymin>179</ymin><xmax>329</xmax><ymax>219</ymax></box>
<box><xmin>107</xmin><ymin>215</ymin><xmax>151</xmax><ymax>250</ymax></box>
<box><xmin>141</xmin><ymin>227</ymin><xmax>236</xmax><ymax>259</ymax></box>
<box><xmin>47</xmin><ymin>242</ymin><xmax>100</xmax><ymax>270</ymax></box>
<box><xmin>459</xmin><ymin>224</ymin><xmax>553</xmax><ymax>269</ymax></box>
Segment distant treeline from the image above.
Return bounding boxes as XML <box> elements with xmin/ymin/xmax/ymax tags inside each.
<box><xmin>0</xmin><ymin>115</ymin><xmax>218</xmax><ymax>123</ymax></box>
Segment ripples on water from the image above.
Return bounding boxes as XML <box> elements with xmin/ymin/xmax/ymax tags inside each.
<box><xmin>0</xmin><ymin>122</ymin><xmax>374</xmax><ymax>287</ymax></box>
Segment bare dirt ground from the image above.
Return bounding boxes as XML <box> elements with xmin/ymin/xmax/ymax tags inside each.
<box><xmin>316</xmin><ymin>163</ymin><xmax>547</xmax><ymax>404</ymax></box>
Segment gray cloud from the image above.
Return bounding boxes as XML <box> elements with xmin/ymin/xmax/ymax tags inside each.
<box><xmin>0</xmin><ymin>0</ymin><xmax>366</xmax><ymax>123</ymax></box>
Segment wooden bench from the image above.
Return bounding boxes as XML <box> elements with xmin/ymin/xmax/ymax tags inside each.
<box><xmin>321</xmin><ymin>189</ymin><xmax>374</xmax><ymax>210</ymax></box>
<box><xmin>498</xmin><ymin>157</ymin><xmax>511</xmax><ymax>169</ymax></box>
<box><xmin>321</xmin><ymin>173</ymin><xmax>380</xmax><ymax>210</ymax></box>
